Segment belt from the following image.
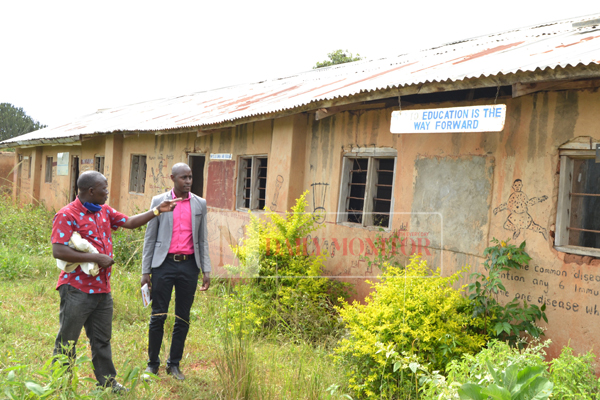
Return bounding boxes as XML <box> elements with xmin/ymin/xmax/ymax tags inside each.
<box><xmin>167</xmin><ymin>253</ymin><xmax>193</xmax><ymax>262</ymax></box>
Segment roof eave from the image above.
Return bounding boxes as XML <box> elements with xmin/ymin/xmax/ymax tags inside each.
<box><xmin>0</xmin><ymin>136</ymin><xmax>81</xmax><ymax>149</ymax></box>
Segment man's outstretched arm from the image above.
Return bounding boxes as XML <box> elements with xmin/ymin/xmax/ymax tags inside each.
<box><xmin>122</xmin><ymin>198</ymin><xmax>181</xmax><ymax>229</ymax></box>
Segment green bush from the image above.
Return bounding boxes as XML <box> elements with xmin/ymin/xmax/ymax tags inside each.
<box><xmin>421</xmin><ymin>340</ymin><xmax>549</xmax><ymax>398</ymax></box>
<box><xmin>335</xmin><ymin>255</ymin><xmax>486</xmax><ymax>400</ymax></box>
<box><xmin>445</xmin><ymin>340</ymin><xmax>549</xmax><ymax>387</ymax></box>
<box><xmin>467</xmin><ymin>239</ymin><xmax>547</xmax><ymax>347</ymax></box>
<box><xmin>458</xmin><ymin>362</ymin><xmax>553</xmax><ymax>400</ymax></box>
<box><xmin>423</xmin><ymin>340</ymin><xmax>600</xmax><ymax>400</ymax></box>
<box><xmin>549</xmin><ymin>345</ymin><xmax>600</xmax><ymax>400</ymax></box>
<box><xmin>225</xmin><ymin>192</ymin><xmax>349</xmax><ymax>344</ymax></box>
<box><xmin>0</xmin><ymin>353</ymin><xmax>149</xmax><ymax>399</ymax></box>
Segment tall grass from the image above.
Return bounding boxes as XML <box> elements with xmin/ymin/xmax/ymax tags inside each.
<box><xmin>0</xmin><ymin>194</ymin><xmax>54</xmax><ymax>280</ymax></box>
<box><xmin>215</xmin><ymin>320</ymin><xmax>259</xmax><ymax>399</ymax></box>
<box><xmin>112</xmin><ymin>227</ymin><xmax>146</xmax><ymax>272</ymax></box>
<box><xmin>213</xmin><ymin>282</ymin><xmax>352</xmax><ymax>400</ymax></box>
<box><xmin>0</xmin><ymin>195</ymin><xmax>353</xmax><ymax>399</ymax></box>
<box><xmin>0</xmin><ymin>273</ymin><xmax>352</xmax><ymax>399</ymax></box>
<box><xmin>0</xmin><ymin>194</ymin><xmax>53</xmax><ymax>253</ymax></box>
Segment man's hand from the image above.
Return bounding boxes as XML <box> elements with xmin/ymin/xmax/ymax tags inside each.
<box><xmin>123</xmin><ymin>198</ymin><xmax>182</xmax><ymax>229</ymax></box>
<box><xmin>141</xmin><ymin>273</ymin><xmax>152</xmax><ymax>289</ymax></box>
<box><xmin>95</xmin><ymin>254</ymin><xmax>115</xmax><ymax>269</ymax></box>
<box><xmin>157</xmin><ymin>198</ymin><xmax>182</xmax><ymax>213</ymax></box>
<box><xmin>53</xmin><ymin>243</ymin><xmax>114</xmax><ymax>267</ymax></box>
<box><xmin>199</xmin><ymin>273</ymin><xmax>210</xmax><ymax>291</ymax></box>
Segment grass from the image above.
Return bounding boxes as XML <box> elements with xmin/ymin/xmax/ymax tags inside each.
<box><xmin>0</xmin><ymin>194</ymin><xmax>351</xmax><ymax>399</ymax></box>
<box><xmin>0</xmin><ymin>273</ymin><xmax>350</xmax><ymax>399</ymax></box>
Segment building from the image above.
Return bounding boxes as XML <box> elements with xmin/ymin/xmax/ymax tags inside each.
<box><xmin>3</xmin><ymin>13</ymin><xmax>600</xmax><ymax>365</ymax></box>
<box><xmin>0</xmin><ymin>152</ymin><xmax>15</xmax><ymax>194</ymax></box>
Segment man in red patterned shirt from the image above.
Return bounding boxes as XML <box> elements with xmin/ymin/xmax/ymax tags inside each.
<box><xmin>51</xmin><ymin>170</ymin><xmax>180</xmax><ymax>391</ymax></box>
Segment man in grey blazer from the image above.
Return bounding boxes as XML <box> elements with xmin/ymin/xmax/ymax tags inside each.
<box><xmin>141</xmin><ymin>163</ymin><xmax>211</xmax><ymax>381</ymax></box>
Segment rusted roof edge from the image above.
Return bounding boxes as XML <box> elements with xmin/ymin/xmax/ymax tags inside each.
<box><xmin>3</xmin><ymin>63</ymin><xmax>600</xmax><ymax>147</ymax></box>
<box><xmin>191</xmin><ymin>63</ymin><xmax>600</xmax><ymax>132</ymax></box>
<box><xmin>0</xmin><ymin>136</ymin><xmax>81</xmax><ymax>149</ymax></box>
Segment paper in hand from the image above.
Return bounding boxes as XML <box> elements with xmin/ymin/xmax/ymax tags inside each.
<box><xmin>141</xmin><ymin>283</ymin><xmax>151</xmax><ymax>308</ymax></box>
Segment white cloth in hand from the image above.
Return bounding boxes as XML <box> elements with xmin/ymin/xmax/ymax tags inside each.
<box><xmin>56</xmin><ymin>232</ymin><xmax>100</xmax><ymax>276</ymax></box>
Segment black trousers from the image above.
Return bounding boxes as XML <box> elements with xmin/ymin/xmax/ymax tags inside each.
<box><xmin>148</xmin><ymin>256</ymin><xmax>199</xmax><ymax>369</ymax></box>
<box><xmin>53</xmin><ymin>284</ymin><xmax>116</xmax><ymax>386</ymax></box>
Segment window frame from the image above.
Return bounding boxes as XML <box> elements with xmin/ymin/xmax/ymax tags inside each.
<box><xmin>95</xmin><ymin>155</ymin><xmax>105</xmax><ymax>174</ymax></box>
<box><xmin>128</xmin><ymin>154</ymin><xmax>147</xmax><ymax>194</ymax></box>
<box><xmin>26</xmin><ymin>156</ymin><xmax>31</xmax><ymax>179</ymax></box>
<box><xmin>555</xmin><ymin>150</ymin><xmax>600</xmax><ymax>257</ymax></box>
<box><xmin>236</xmin><ymin>155</ymin><xmax>268</xmax><ymax>211</ymax></box>
<box><xmin>337</xmin><ymin>148</ymin><xmax>397</xmax><ymax>230</ymax></box>
<box><xmin>45</xmin><ymin>156</ymin><xmax>53</xmax><ymax>183</ymax></box>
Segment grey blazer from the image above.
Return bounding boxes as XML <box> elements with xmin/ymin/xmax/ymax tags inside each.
<box><xmin>141</xmin><ymin>191</ymin><xmax>211</xmax><ymax>275</ymax></box>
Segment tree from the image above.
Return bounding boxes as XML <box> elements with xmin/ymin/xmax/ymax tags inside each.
<box><xmin>0</xmin><ymin>103</ymin><xmax>47</xmax><ymax>141</ymax></box>
<box><xmin>313</xmin><ymin>49</ymin><xmax>363</xmax><ymax>69</ymax></box>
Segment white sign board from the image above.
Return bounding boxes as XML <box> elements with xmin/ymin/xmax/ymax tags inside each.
<box><xmin>390</xmin><ymin>105</ymin><xmax>506</xmax><ymax>134</ymax></box>
<box><xmin>210</xmin><ymin>153</ymin><xmax>232</xmax><ymax>160</ymax></box>
<box><xmin>57</xmin><ymin>152</ymin><xmax>69</xmax><ymax>175</ymax></box>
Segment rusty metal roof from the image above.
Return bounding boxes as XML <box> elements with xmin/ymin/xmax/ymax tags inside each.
<box><xmin>3</xmin><ymin>12</ymin><xmax>600</xmax><ymax>147</ymax></box>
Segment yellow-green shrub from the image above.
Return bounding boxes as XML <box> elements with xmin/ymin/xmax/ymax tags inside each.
<box><xmin>335</xmin><ymin>256</ymin><xmax>486</xmax><ymax>399</ymax></box>
<box><xmin>225</xmin><ymin>192</ymin><xmax>349</xmax><ymax>343</ymax></box>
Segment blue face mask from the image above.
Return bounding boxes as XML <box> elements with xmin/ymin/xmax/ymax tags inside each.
<box><xmin>83</xmin><ymin>202</ymin><xmax>102</xmax><ymax>213</ymax></box>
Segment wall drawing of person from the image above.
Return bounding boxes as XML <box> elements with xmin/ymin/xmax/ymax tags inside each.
<box><xmin>493</xmin><ymin>179</ymin><xmax>548</xmax><ymax>240</ymax></box>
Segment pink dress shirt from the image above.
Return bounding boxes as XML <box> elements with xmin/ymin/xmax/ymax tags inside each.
<box><xmin>168</xmin><ymin>190</ymin><xmax>194</xmax><ymax>255</ymax></box>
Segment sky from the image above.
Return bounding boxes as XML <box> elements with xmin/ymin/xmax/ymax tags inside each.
<box><xmin>0</xmin><ymin>1</ymin><xmax>598</xmax><ymax>127</ymax></box>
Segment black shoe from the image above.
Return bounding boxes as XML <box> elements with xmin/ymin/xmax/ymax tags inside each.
<box><xmin>142</xmin><ymin>366</ymin><xmax>159</xmax><ymax>381</ymax></box>
<box><xmin>166</xmin><ymin>365</ymin><xmax>185</xmax><ymax>380</ymax></box>
<box><xmin>111</xmin><ymin>382</ymin><xmax>129</xmax><ymax>394</ymax></box>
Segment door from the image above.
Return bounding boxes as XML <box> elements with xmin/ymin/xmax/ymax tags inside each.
<box><xmin>188</xmin><ymin>154</ymin><xmax>205</xmax><ymax>197</ymax></box>
<box><xmin>69</xmin><ymin>156</ymin><xmax>80</xmax><ymax>202</ymax></box>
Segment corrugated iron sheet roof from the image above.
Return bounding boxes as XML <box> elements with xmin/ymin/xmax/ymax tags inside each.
<box><xmin>3</xmin><ymin>13</ymin><xmax>600</xmax><ymax>147</ymax></box>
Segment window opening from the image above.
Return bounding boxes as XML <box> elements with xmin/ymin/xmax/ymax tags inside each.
<box><xmin>95</xmin><ymin>156</ymin><xmax>105</xmax><ymax>174</ymax></box>
<box><xmin>129</xmin><ymin>155</ymin><xmax>147</xmax><ymax>193</ymax></box>
<box><xmin>237</xmin><ymin>155</ymin><xmax>268</xmax><ymax>210</ymax></box>
<box><xmin>339</xmin><ymin>153</ymin><xmax>396</xmax><ymax>229</ymax></box>
<box><xmin>45</xmin><ymin>156</ymin><xmax>53</xmax><ymax>183</ymax></box>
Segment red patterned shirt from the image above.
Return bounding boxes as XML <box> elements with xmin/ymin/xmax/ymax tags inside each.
<box><xmin>51</xmin><ymin>197</ymin><xmax>128</xmax><ymax>294</ymax></box>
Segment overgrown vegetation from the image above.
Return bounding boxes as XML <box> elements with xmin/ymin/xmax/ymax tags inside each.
<box><xmin>0</xmin><ymin>194</ymin><xmax>352</xmax><ymax>399</ymax></box>
<box><xmin>1</xmin><ymin>353</ymin><xmax>149</xmax><ymax>399</ymax></box>
<box><xmin>1</xmin><ymin>193</ymin><xmax>599</xmax><ymax>400</ymax></box>
<box><xmin>549</xmin><ymin>345</ymin><xmax>600</xmax><ymax>399</ymax></box>
<box><xmin>225</xmin><ymin>192</ymin><xmax>349</xmax><ymax>344</ymax></box>
<box><xmin>467</xmin><ymin>239</ymin><xmax>547</xmax><ymax>347</ymax></box>
<box><xmin>335</xmin><ymin>256</ymin><xmax>487</xmax><ymax>399</ymax></box>
<box><xmin>0</xmin><ymin>194</ymin><xmax>53</xmax><ymax>280</ymax></box>
<box><xmin>458</xmin><ymin>361</ymin><xmax>553</xmax><ymax>400</ymax></box>
<box><xmin>112</xmin><ymin>227</ymin><xmax>146</xmax><ymax>271</ymax></box>
<box><xmin>425</xmin><ymin>340</ymin><xmax>599</xmax><ymax>400</ymax></box>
